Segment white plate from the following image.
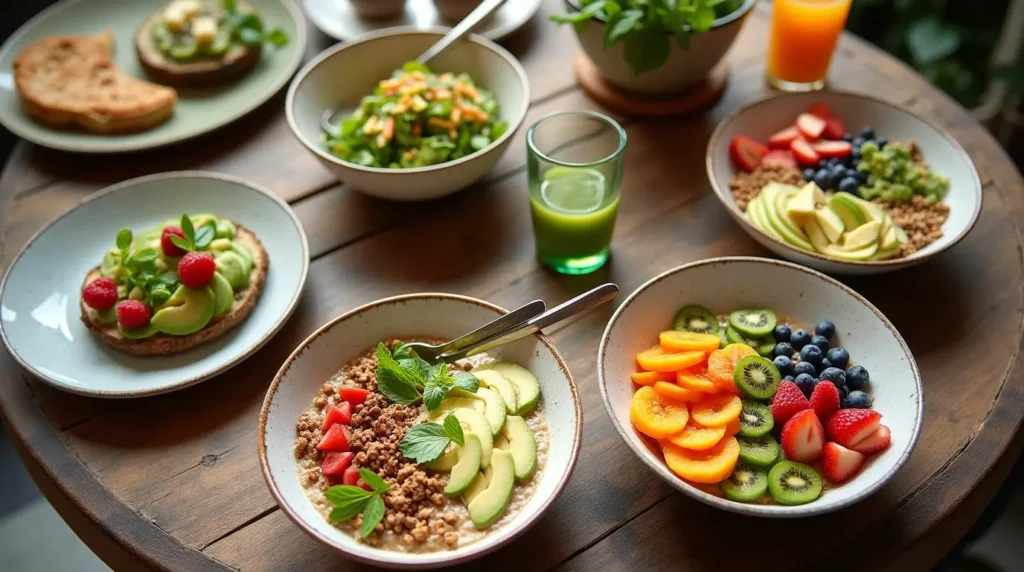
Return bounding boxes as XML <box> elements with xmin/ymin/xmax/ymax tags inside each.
<box><xmin>0</xmin><ymin>172</ymin><xmax>309</xmax><ymax>398</ymax></box>
<box><xmin>303</xmin><ymin>0</ymin><xmax>542</xmax><ymax>42</ymax></box>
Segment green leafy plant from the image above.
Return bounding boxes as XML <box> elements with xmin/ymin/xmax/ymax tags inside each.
<box><xmin>374</xmin><ymin>343</ymin><xmax>480</xmax><ymax>410</ymax></box>
<box><xmin>398</xmin><ymin>413</ymin><xmax>466</xmax><ymax>463</ymax></box>
<box><xmin>168</xmin><ymin>213</ymin><xmax>216</xmax><ymax>253</ymax></box>
<box><xmin>325</xmin><ymin>468</ymin><xmax>391</xmax><ymax>537</ymax></box>
<box><xmin>222</xmin><ymin>0</ymin><xmax>290</xmax><ymax>48</ymax></box>
<box><xmin>551</xmin><ymin>0</ymin><xmax>744</xmax><ymax>75</ymax></box>
<box><xmin>107</xmin><ymin>228</ymin><xmax>178</xmax><ymax>307</ymax></box>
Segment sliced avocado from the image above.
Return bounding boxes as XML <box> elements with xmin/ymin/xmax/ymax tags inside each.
<box><xmin>444</xmin><ymin>433</ymin><xmax>483</xmax><ymax>498</ymax></box>
<box><xmin>829</xmin><ymin>193</ymin><xmax>868</xmax><ymax>231</ymax></box>
<box><xmin>841</xmin><ymin>220</ymin><xmax>881</xmax><ymax>251</ymax></box>
<box><xmin>425</xmin><ymin>443</ymin><xmax>460</xmax><ymax>472</ymax></box>
<box><xmin>467</xmin><ymin>449</ymin><xmax>515</xmax><ymax>529</ymax></box>
<box><xmin>95</xmin><ymin>307</ymin><xmax>118</xmax><ymax>325</ymax></box>
<box><xmin>873</xmin><ymin>247</ymin><xmax>900</xmax><ymax>260</ymax></box>
<box><xmin>231</xmin><ymin>242</ymin><xmax>254</xmax><ymax>268</ymax></box>
<box><xmin>100</xmin><ymin>251</ymin><xmax>120</xmax><ymax>276</ymax></box>
<box><xmin>453</xmin><ymin>409</ymin><xmax>493</xmax><ymax>469</ymax></box>
<box><xmin>209</xmin><ymin>238</ymin><xmax>232</xmax><ymax>251</ymax></box>
<box><xmin>215</xmin><ymin>219</ymin><xmax>237</xmax><ymax>239</ymax></box>
<box><xmin>463</xmin><ymin>467</ymin><xmax>491</xmax><ymax>505</ymax></box>
<box><xmin>427</xmin><ymin>396</ymin><xmax>485</xmax><ymax>422</ymax></box>
<box><xmin>190</xmin><ymin>213</ymin><xmax>219</xmax><ymax>227</ymax></box>
<box><xmin>118</xmin><ymin>323</ymin><xmax>157</xmax><ymax>339</ymax></box>
<box><xmin>802</xmin><ymin>217</ymin><xmax>832</xmax><ymax>253</ymax></box>
<box><xmin>150</xmin><ymin>285</ymin><xmax>216</xmax><ymax>336</ymax></box>
<box><xmin>763</xmin><ymin>185</ymin><xmax>814</xmax><ymax>252</ymax></box>
<box><xmin>747</xmin><ymin>195</ymin><xmax>783</xmax><ymax>241</ymax></box>
<box><xmin>482</xmin><ymin>362</ymin><xmax>541</xmax><ymax>415</ymax></box>
<box><xmin>848</xmin><ymin>193</ymin><xmax>886</xmax><ymax>223</ymax></box>
<box><xmin>823</xmin><ymin>242</ymin><xmax>879</xmax><ymax>261</ymax></box>
<box><xmin>474</xmin><ymin>369</ymin><xmax>519</xmax><ymax>414</ymax></box>
<box><xmin>215</xmin><ymin>251</ymin><xmax>249</xmax><ymax>290</ymax></box>
<box><xmin>211</xmin><ymin>272</ymin><xmax>234</xmax><ymax>317</ymax></box>
<box><xmin>815</xmin><ymin>207</ymin><xmax>846</xmax><ymax>243</ymax></box>
<box><xmin>785</xmin><ymin>182</ymin><xmax>823</xmax><ymax>225</ymax></box>
<box><xmin>880</xmin><ymin>224</ymin><xmax>899</xmax><ymax>251</ymax></box>
<box><xmin>476</xmin><ymin>387</ymin><xmax>507</xmax><ymax>435</ymax></box>
<box><xmin>499</xmin><ymin>416</ymin><xmax>537</xmax><ymax>482</ymax></box>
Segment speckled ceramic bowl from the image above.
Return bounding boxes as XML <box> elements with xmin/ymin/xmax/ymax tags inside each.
<box><xmin>598</xmin><ymin>257</ymin><xmax>923</xmax><ymax>517</ymax></box>
<box><xmin>258</xmin><ymin>294</ymin><xmax>581</xmax><ymax>568</ymax></box>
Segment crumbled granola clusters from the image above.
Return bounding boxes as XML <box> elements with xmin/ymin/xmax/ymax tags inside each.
<box><xmin>729</xmin><ymin>164</ymin><xmax>804</xmax><ymax>211</ymax></box>
<box><xmin>875</xmin><ymin>196</ymin><xmax>950</xmax><ymax>257</ymax></box>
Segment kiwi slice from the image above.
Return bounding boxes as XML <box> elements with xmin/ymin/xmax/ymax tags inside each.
<box><xmin>729</xmin><ymin>308</ymin><xmax>778</xmax><ymax>337</ymax></box>
<box><xmin>738</xmin><ymin>400</ymin><xmax>774</xmax><ymax>437</ymax></box>
<box><xmin>721</xmin><ymin>462</ymin><xmax>768</xmax><ymax>502</ymax></box>
<box><xmin>738</xmin><ymin>435</ymin><xmax>779</xmax><ymax>467</ymax></box>
<box><xmin>733</xmin><ymin>355</ymin><xmax>782</xmax><ymax>400</ymax></box>
<box><xmin>768</xmin><ymin>461</ymin><xmax>823</xmax><ymax>506</ymax></box>
<box><xmin>673</xmin><ymin>305</ymin><xmax>721</xmax><ymax>335</ymax></box>
<box><xmin>725</xmin><ymin>325</ymin><xmax>773</xmax><ymax>356</ymax></box>
<box><xmin>717</xmin><ymin>329</ymin><xmax>729</xmax><ymax>349</ymax></box>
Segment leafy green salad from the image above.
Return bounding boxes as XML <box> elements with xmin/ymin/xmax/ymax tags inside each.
<box><xmin>324</xmin><ymin>62</ymin><xmax>508</xmax><ymax>169</ymax></box>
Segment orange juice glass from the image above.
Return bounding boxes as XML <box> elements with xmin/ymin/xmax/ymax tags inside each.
<box><xmin>766</xmin><ymin>0</ymin><xmax>853</xmax><ymax>91</ymax></box>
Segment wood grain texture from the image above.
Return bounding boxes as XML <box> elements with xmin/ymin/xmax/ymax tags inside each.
<box><xmin>1</xmin><ymin>3</ymin><xmax>1023</xmax><ymax>571</ymax></box>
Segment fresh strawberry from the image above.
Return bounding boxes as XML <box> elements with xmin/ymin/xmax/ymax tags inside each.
<box><xmin>338</xmin><ymin>387</ymin><xmax>370</xmax><ymax>405</ymax></box>
<box><xmin>796</xmin><ymin>113</ymin><xmax>827</xmax><ymax>140</ymax></box>
<box><xmin>161</xmin><ymin>226</ymin><xmax>187</xmax><ymax>257</ymax></box>
<box><xmin>321</xmin><ymin>401</ymin><xmax>353</xmax><ymax>431</ymax></box>
<box><xmin>178</xmin><ymin>252</ymin><xmax>216</xmax><ymax>289</ymax></box>
<box><xmin>729</xmin><ymin>135</ymin><xmax>768</xmax><ymax>172</ymax></box>
<box><xmin>316</xmin><ymin>424</ymin><xmax>350</xmax><ymax>452</ymax></box>
<box><xmin>790</xmin><ymin>138</ymin><xmax>821</xmax><ymax>165</ymax></box>
<box><xmin>116</xmin><ymin>300</ymin><xmax>152</xmax><ymax>330</ymax></box>
<box><xmin>321</xmin><ymin>451</ymin><xmax>354</xmax><ymax>478</ymax></box>
<box><xmin>342</xmin><ymin>467</ymin><xmax>360</xmax><ymax>486</ymax></box>
<box><xmin>781</xmin><ymin>409</ymin><xmax>825</xmax><ymax>463</ymax></box>
<box><xmin>813</xmin><ymin>140</ymin><xmax>853</xmax><ymax>158</ymax></box>
<box><xmin>850</xmin><ymin>424</ymin><xmax>892</xmax><ymax>455</ymax></box>
<box><xmin>761</xmin><ymin>149</ymin><xmax>798</xmax><ymax>170</ymax></box>
<box><xmin>808</xmin><ymin>103</ymin><xmax>835</xmax><ymax>119</ymax></box>
<box><xmin>768</xmin><ymin>126</ymin><xmax>801</xmax><ymax>149</ymax></box>
<box><xmin>826</xmin><ymin>409</ymin><xmax>882</xmax><ymax>448</ymax></box>
<box><xmin>823</xmin><ymin>116</ymin><xmax>846</xmax><ymax>140</ymax></box>
<box><xmin>770</xmin><ymin>381</ymin><xmax>812</xmax><ymax>425</ymax></box>
<box><xmin>809</xmin><ymin>381</ymin><xmax>840</xmax><ymax>421</ymax></box>
<box><xmin>82</xmin><ymin>276</ymin><xmax>118</xmax><ymax>311</ymax></box>
<box><xmin>823</xmin><ymin>442</ymin><xmax>865</xmax><ymax>483</ymax></box>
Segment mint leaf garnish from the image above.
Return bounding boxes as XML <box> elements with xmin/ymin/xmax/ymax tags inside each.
<box><xmin>194</xmin><ymin>222</ymin><xmax>216</xmax><ymax>249</ymax></box>
<box><xmin>358</xmin><ymin>468</ymin><xmax>390</xmax><ymax>493</ymax></box>
<box><xmin>399</xmin><ymin>423</ymin><xmax>451</xmax><ymax>463</ymax></box>
<box><xmin>452</xmin><ymin>372</ymin><xmax>480</xmax><ymax>394</ymax></box>
<box><xmin>180</xmin><ymin>213</ymin><xmax>195</xmax><ymax>245</ymax></box>
<box><xmin>325</xmin><ymin>473</ymin><xmax>390</xmax><ymax>537</ymax></box>
<box><xmin>375</xmin><ymin>343</ymin><xmax>423</xmax><ymax>404</ymax></box>
<box><xmin>116</xmin><ymin>228</ymin><xmax>132</xmax><ymax>250</ymax></box>
<box><xmin>360</xmin><ymin>494</ymin><xmax>386</xmax><ymax>538</ymax></box>
<box><xmin>442</xmin><ymin>413</ymin><xmax>464</xmax><ymax>446</ymax></box>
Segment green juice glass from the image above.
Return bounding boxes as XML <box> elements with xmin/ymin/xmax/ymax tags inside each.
<box><xmin>526</xmin><ymin>111</ymin><xmax>627</xmax><ymax>275</ymax></box>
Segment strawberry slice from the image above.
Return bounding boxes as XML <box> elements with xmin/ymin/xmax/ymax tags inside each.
<box><xmin>823</xmin><ymin>117</ymin><xmax>846</xmax><ymax>140</ymax></box>
<box><xmin>808</xmin><ymin>103</ymin><xmax>834</xmax><ymax>119</ymax></box>
<box><xmin>768</xmin><ymin>126</ymin><xmax>800</xmax><ymax>149</ymax></box>
<box><xmin>809</xmin><ymin>381</ymin><xmax>840</xmax><ymax>421</ymax></box>
<box><xmin>321</xmin><ymin>401</ymin><xmax>353</xmax><ymax>431</ymax></box>
<box><xmin>321</xmin><ymin>451</ymin><xmax>355</xmax><ymax>478</ymax></box>
<box><xmin>796</xmin><ymin>113</ymin><xmax>827</xmax><ymax>140</ymax></box>
<box><xmin>342</xmin><ymin>467</ymin><xmax>361</xmax><ymax>486</ymax></box>
<box><xmin>823</xmin><ymin>442</ymin><xmax>865</xmax><ymax>484</ymax></box>
<box><xmin>729</xmin><ymin>135</ymin><xmax>768</xmax><ymax>172</ymax></box>
<box><xmin>316</xmin><ymin>424</ymin><xmax>350</xmax><ymax>452</ymax></box>
<box><xmin>790</xmin><ymin>138</ymin><xmax>821</xmax><ymax>166</ymax></box>
<box><xmin>338</xmin><ymin>387</ymin><xmax>370</xmax><ymax>405</ymax></box>
<box><xmin>781</xmin><ymin>409</ymin><xmax>825</xmax><ymax>463</ymax></box>
<box><xmin>813</xmin><ymin>140</ymin><xmax>853</xmax><ymax>158</ymax></box>
<box><xmin>761</xmin><ymin>150</ymin><xmax>798</xmax><ymax>170</ymax></box>
<box><xmin>826</xmin><ymin>409</ymin><xmax>882</xmax><ymax>448</ymax></box>
<box><xmin>850</xmin><ymin>424</ymin><xmax>892</xmax><ymax>455</ymax></box>
<box><xmin>770</xmin><ymin>381</ymin><xmax>812</xmax><ymax>425</ymax></box>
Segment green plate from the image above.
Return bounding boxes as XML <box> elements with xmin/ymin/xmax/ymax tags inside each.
<box><xmin>0</xmin><ymin>0</ymin><xmax>306</xmax><ymax>153</ymax></box>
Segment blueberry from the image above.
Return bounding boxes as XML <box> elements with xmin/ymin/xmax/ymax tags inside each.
<box><xmin>839</xmin><ymin>385</ymin><xmax>850</xmax><ymax>402</ymax></box>
<box><xmin>793</xmin><ymin>361</ymin><xmax>817</xmax><ymax>377</ymax></box>
<box><xmin>846</xmin><ymin>391</ymin><xmax>873</xmax><ymax>409</ymax></box>
<box><xmin>840</xmin><ymin>395</ymin><xmax>849</xmax><ymax>409</ymax></box>
<box><xmin>842</xmin><ymin>132</ymin><xmax>854</xmax><ymax>142</ymax></box>
<box><xmin>774</xmin><ymin>342</ymin><xmax>794</xmax><ymax>359</ymax></box>
<box><xmin>836</xmin><ymin>176</ymin><xmax>858</xmax><ymax>194</ymax></box>
<box><xmin>820</xmin><ymin>358</ymin><xmax>832</xmax><ymax>370</ymax></box>
<box><xmin>876</xmin><ymin>137</ymin><xmax>888</xmax><ymax>148</ymax></box>
<box><xmin>831</xmin><ymin>162</ymin><xmax>847</xmax><ymax>175</ymax></box>
<box><xmin>800</xmin><ymin>344</ymin><xmax>824</xmax><ymax>366</ymax></box>
<box><xmin>773</xmin><ymin>324</ymin><xmax>792</xmax><ymax>342</ymax></box>
<box><xmin>844</xmin><ymin>168</ymin><xmax>859</xmax><ymax>180</ymax></box>
<box><xmin>803</xmin><ymin>168</ymin><xmax>815</xmax><ymax>181</ymax></box>
<box><xmin>794</xmin><ymin>373</ymin><xmax>815</xmax><ymax>397</ymax></box>
<box><xmin>855</xmin><ymin>169</ymin><xmax>868</xmax><ymax>183</ymax></box>
<box><xmin>860</xmin><ymin>126</ymin><xmax>875</xmax><ymax>140</ymax></box>
<box><xmin>773</xmin><ymin>355</ymin><xmax>794</xmax><ymax>376</ymax></box>
<box><xmin>791</xmin><ymin>329</ymin><xmax>812</xmax><ymax>350</ymax></box>
<box><xmin>852</xmin><ymin>137</ymin><xmax>866</xmax><ymax>148</ymax></box>
<box><xmin>846</xmin><ymin>365</ymin><xmax>870</xmax><ymax>390</ymax></box>
<box><xmin>810</xmin><ymin>335</ymin><xmax>830</xmax><ymax>353</ymax></box>
<box><xmin>819</xmin><ymin>367</ymin><xmax>847</xmax><ymax>388</ymax></box>
<box><xmin>814</xmin><ymin>169</ymin><xmax>834</xmax><ymax>190</ymax></box>
<box><xmin>826</xmin><ymin>347</ymin><xmax>850</xmax><ymax>369</ymax></box>
<box><xmin>783</xmin><ymin>375</ymin><xmax>795</xmax><ymax>382</ymax></box>
<box><xmin>815</xmin><ymin>320</ymin><xmax>836</xmax><ymax>339</ymax></box>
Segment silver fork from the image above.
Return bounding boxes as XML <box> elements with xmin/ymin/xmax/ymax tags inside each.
<box><xmin>399</xmin><ymin>298</ymin><xmax>546</xmax><ymax>363</ymax></box>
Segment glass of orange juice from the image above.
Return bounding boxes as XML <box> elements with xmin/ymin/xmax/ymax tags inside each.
<box><xmin>766</xmin><ymin>0</ymin><xmax>853</xmax><ymax>92</ymax></box>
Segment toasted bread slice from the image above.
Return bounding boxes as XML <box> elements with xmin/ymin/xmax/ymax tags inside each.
<box><xmin>80</xmin><ymin>223</ymin><xmax>269</xmax><ymax>357</ymax></box>
<box><xmin>13</xmin><ymin>32</ymin><xmax>177</xmax><ymax>134</ymax></box>
<box><xmin>135</xmin><ymin>11</ymin><xmax>261</xmax><ymax>87</ymax></box>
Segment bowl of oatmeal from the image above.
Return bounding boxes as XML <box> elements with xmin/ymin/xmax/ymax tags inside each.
<box><xmin>706</xmin><ymin>92</ymin><xmax>982</xmax><ymax>275</ymax></box>
<box><xmin>258</xmin><ymin>294</ymin><xmax>581</xmax><ymax>568</ymax></box>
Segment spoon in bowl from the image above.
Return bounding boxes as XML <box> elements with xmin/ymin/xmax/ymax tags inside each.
<box><xmin>321</xmin><ymin>0</ymin><xmax>507</xmax><ymax>136</ymax></box>
<box><xmin>400</xmin><ymin>298</ymin><xmax>546</xmax><ymax>363</ymax></box>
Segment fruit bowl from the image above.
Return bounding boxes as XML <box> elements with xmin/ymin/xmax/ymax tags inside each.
<box><xmin>597</xmin><ymin>257</ymin><xmax>923</xmax><ymax>517</ymax></box>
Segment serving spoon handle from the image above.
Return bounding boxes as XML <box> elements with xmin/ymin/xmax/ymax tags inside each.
<box><xmin>399</xmin><ymin>299</ymin><xmax>546</xmax><ymax>362</ymax></box>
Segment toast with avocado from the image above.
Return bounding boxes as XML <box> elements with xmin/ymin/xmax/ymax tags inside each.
<box><xmin>79</xmin><ymin>214</ymin><xmax>268</xmax><ymax>356</ymax></box>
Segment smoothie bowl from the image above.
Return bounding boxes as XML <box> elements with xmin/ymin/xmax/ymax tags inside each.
<box><xmin>259</xmin><ymin>294</ymin><xmax>581</xmax><ymax>567</ymax></box>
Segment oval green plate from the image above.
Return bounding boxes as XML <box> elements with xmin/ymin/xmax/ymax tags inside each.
<box><xmin>0</xmin><ymin>0</ymin><xmax>306</xmax><ymax>153</ymax></box>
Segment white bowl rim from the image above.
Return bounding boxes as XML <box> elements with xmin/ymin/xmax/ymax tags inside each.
<box><xmin>257</xmin><ymin>292</ymin><xmax>583</xmax><ymax>567</ymax></box>
<box><xmin>0</xmin><ymin>170</ymin><xmax>311</xmax><ymax>398</ymax></box>
<box><xmin>285</xmin><ymin>26</ymin><xmax>531</xmax><ymax>177</ymax></box>
<box><xmin>705</xmin><ymin>91</ymin><xmax>984</xmax><ymax>268</ymax></box>
<box><xmin>565</xmin><ymin>0</ymin><xmax>756</xmax><ymax>30</ymax></box>
<box><xmin>596</xmin><ymin>256</ymin><xmax>924</xmax><ymax>517</ymax></box>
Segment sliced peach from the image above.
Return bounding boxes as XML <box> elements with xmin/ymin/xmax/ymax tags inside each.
<box><xmin>653</xmin><ymin>381</ymin><xmax>704</xmax><ymax>403</ymax></box>
<box><xmin>630</xmin><ymin>386</ymin><xmax>690</xmax><ymax>439</ymax></box>
<box><xmin>662</xmin><ymin>437</ymin><xmax>740</xmax><ymax>484</ymax></box>
<box><xmin>660</xmin><ymin>331</ymin><xmax>722</xmax><ymax>353</ymax></box>
<box><xmin>636</xmin><ymin>347</ymin><xmax>705</xmax><ymax>373</ymax></box>
<box><xmin>707</xmin><ymin>343</ymin><xmax>757</xmax><ymax>393</ymax></box>
<box><xmin>724</xmin><ymin>417</ymin><xmax>742</xmax><ymax>437</ymax></box>
<box><xmin>667</xmin><ymin>419</ymin><xmax>726</xmax><ymax>451</ymax></box>
<box><xmin>677</xmin><ymin>363</ymin><xmax>719</xmax><ymax>393</ymax></box>
<box><xmin>630</xmin><ymin>370</ymin><xmax>676</xmax><ymax>386</ymax></box>
<box><xmin>690</xmin><ymin>393</ymin><xmax>743</xmax><ymax>428</ymax></box>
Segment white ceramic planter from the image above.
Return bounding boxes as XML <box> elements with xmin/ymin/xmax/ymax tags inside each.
<box><xmin>567</xmin><ymin>0</ymin><xmax>755</xmax><ymax>95</ymax></box>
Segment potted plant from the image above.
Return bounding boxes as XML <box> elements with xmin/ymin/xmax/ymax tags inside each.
<box><xmin>552</xmin><ymin>0</ymin><xmax>756</xmax><ymax>95</ymax></box>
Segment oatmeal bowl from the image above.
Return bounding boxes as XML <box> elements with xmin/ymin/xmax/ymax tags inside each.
<box><xmin>258</xmin><ymin>294</ymin><xmax>581</xmax><ymax>568</ymax></box>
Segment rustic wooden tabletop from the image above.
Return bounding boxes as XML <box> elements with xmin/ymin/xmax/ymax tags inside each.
<box><xmin>2</xmin><ymin>2</ymin><xmax>1023</xmax><ymax>570</ymax></box>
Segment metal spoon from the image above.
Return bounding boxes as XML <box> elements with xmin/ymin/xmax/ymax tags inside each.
<box><xmin>399</xmin><ymin>298</ymin><xmax>545</xmax><ymax>363</ymax></box>
<box><xmin>321</xmin><ymin>0</ymin><xmax>507</xmax><ymax>136</ymax></box>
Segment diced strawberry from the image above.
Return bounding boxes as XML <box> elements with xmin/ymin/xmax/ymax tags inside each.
<box><xmin>808</xmin><ymin>103</ymin><xmax>835</xmax><ymax>119</ymax></box>
<box><xmin>729</xmin><ymin>135</ymin><xmax>768</xmax><ymax>173</ymax></box>
<box><xmin>790</xmin><ymin>138</ymin><xmax>821</xmax><ymax>165</ymax></box>
<box><xmin>809</xmin><ymin>381</ymin><xmax>840</xmax><ymax>421</ymax></box>
<box><xmin>338</xmin><ymin>387</ymin><xmax>370</xmax><ymax>405</ymax></box>
<box><xmin>813</xmin><ymin>140</ymin><xmax>853</xmax><ymax>158</ymax></box>
<box><xmin>781</xmin><ymin>409</ymin><xmax>825</xmax><ymax>463</ymax></box>
<box><xmin>826</xmin><ymin>409</ymin><xmax>882</xmax><ymax>448</ymax></box>
<box><xmin>357</xmin><ymin>479</ymin><xmax>373</xmax><ymax>492</ymax></box>
<box><xmin>321</xmin><ymin>402</ymin><xmax>352</xmax><ymax>431</ymax></box>
<box><xmin>823</xmin><ymin>116</ymin><xmax>846</xmax><ymax>140</ymax></box>
<box><xmin>768</xmin><ymin>126</ymin><xmax>800</xmax><ymax>149</ymax></box>
<box><xmin>316</xmin><ymin>424</ymin><xmax>350</xmax><ymax>452</ymax></box>
<box><xmin>823</xmin><ymin>442</ymin><xmax>865</xmax><ymax>484</ymax></box>
<box><xmin>850</xmin><ymin>424</ymin><xmax>892</xmax><ymax>455</ymax></box>
<box><xmin>796</xmin><ymin>113</ymin><xmax>827</xmax><ymax>140</ymax></box>
<box><xmin>770</xmin><ymin>381</ymin><xmax>812</xmax><ymax>425</ymax></box>
<box><xmin>761</xmin><ymin>150</ymin><xmax>798</xmax><ymax>170</ymax></box>
<box><xmin>342</xmin><ymin>467</ymin><xmax>360</xmax><ymax>486</ymax></box>
<box><xmin>321</xmin><ymin>452</ymin><xmax>354</xmax><ymax>478</ymax></box>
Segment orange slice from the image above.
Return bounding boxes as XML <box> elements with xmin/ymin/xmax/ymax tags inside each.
<box><xmin>667</xmin><ymin>419</ymin><xmax>726</xmax><ymax>451</ymax></box>
<box><xmin>690</xmin><ymin>393</ymin><xmax>743</xmax><ymax>427</ymax></box>
<box><xmin>636</xmin><ymin>347</ymin><xmax>705</xmax><ymax>373</ymax></box>
<box><xmin>660</xmin><ymin>331</ymin><xmax>722</xmax><ymax>353</ymax></box>
<box><xmin>724</xmin><ymin>417</ymin><xmax>742</xmax><ymax>437</ymax></box>
<box><xmin>630</xmin><ymin>371</ymin><xmax>676</xmax><ymax>386</ymax></box>
<box><xmin>707</xmin><ymin>344</ymin><xmax>757</xmax><ymax>393</ymax></box>
<box><xmin>662</xmin><ymin>437</ymin><xmax>740</xmax><ymax>484</ymax></box>
<box><xmin>677</xmin><ymin>363</ymin><xmax>719</xmax><ymax>393</ymax></box>
<box><xmin>653</xmin><ymin>381</ymin><xmax>704</xmax><ymax>403</ymax></box>
<box><xmin>630</xmin><ymin>386</ymin><xmax>690</xmax><ymax>439</ymax></box>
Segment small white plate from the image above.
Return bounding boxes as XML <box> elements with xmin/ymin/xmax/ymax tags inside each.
<box><xmin>303</xmin><ymin>0</ymin><xmax>542</xmax><ymax>42</ymax></box>
<box><xmin>0</xmin><ymin>172</ymin><xmax>309</xmax><ymax>398</ymax></box>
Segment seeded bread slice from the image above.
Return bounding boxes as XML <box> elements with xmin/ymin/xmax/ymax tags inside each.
<box><xmin>80</xmin><ymin>222</ymin><xmax>268</xmax><ymax>357</ymax></box>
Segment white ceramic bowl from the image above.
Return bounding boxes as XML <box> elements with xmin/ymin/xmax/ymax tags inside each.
<box><xmin>707</xmin><ymin>92</ymin><xmax>983</xmax><ymax>275</ymax></box>
<box><xmin>259</xmin><ymin>294</ymin><xmax>581</xmax><ymax>568</ymax></box>
<box><xmin>286</xmin><ymin>27</ymin><xmax>529</xmax><ymax>201</ymax></box>
<box><xmin>598</xmin><ymin>257</ymin><xmax>923</xmax><ymax>517</ymax></box>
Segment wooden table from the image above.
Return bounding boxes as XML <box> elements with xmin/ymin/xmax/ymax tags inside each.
<box><xmin>2</xmin><ymin>2</ymin><xmax>1023</xmax><ymax>570</ymax></box>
